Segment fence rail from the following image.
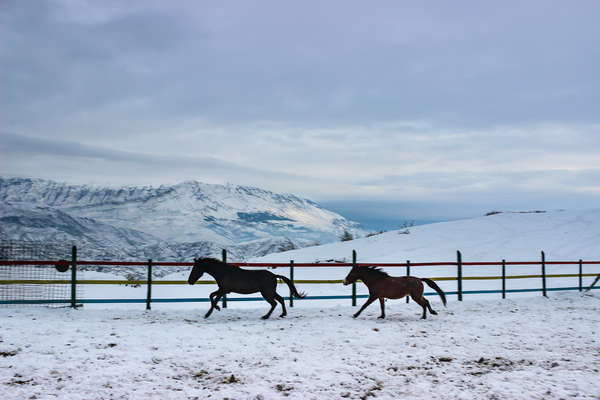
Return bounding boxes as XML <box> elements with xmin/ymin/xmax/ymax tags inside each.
<box><xmin>1</xmin><ymin>247</ymin><xmax>599</xmax><ymax>307</ymax></box>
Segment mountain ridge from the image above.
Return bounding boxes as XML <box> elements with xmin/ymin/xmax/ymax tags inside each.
<box><xmin>0</xmin><ymin>177</ymin><xmax>363</xmax><ymax>268</ymax></box>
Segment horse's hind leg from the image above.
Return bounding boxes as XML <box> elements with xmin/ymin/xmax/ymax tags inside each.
<box><xmin>378</xmin><ymin>297</ymin><xmax>385</xmax><ymax>319</ymax></box>
<box><xmin>274</xmin><ymin>293</ymin><xmax>287</xmax><ymax>318</ymax></box>
<box><xmin>411</xmin><ymin>295</ymin><xmax>428</xmax><ymax>319</ymax></box>
<box><xmin>261</xmin><ymin>292</ymin><xmax>277</xmax><ymax>319</ymax></box>
<box><xmin>425</xmin><ymin>298</ymin><xmax>437</xmax><ymax>315</ymax></box>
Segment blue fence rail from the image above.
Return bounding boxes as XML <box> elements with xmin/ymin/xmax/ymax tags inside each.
<box><xmin>4</xmin><ymin>286</ymin><xmax>599</xmax><ymax>306</ymax></box>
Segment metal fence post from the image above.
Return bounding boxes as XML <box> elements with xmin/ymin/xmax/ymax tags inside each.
<box><xmin>457</xmin><ymin>250</ymin><xmax>463</xmax><ymax>301</ymax></box>
<box><xmin>541</xmin><ymin>251</ymin><xmax>547</xmax><ymax>297</ymax></box>
<box><xmin>289</xmin><ymin>260</ymin><xmax>294</xmax><ymax>307</ymax></box>
<box><xmin>70</xmin><ymin>245</ymin><xmax>77</xmax><ymax>309</ymax></box>
<box><xmin>579</xmin><ymin>259</ymin><xmax>583</xmax><ymax>291</ymax></box>
<box><xmin>146</xmin><ymin>259</ymin><xmax>152</xmax><ymax>310</ymax></box>
<box><xmin>352</xmin><ymin>250</ymin><xmax>357</xmax><ymax>306</ymax></box>
<box><xmin>406</xmin><ymin>260</ymin><xmax>410</xmax><ymax>303</ymax></box>
<box><xmin>501</xmin><ymin>259</ymin><xmax>506</xmax><ymax>299</ymax></box>
<box><xmin>221</xmin><ymin>249</ymin><xmax>227</xmax><ymax>308</ymax></box>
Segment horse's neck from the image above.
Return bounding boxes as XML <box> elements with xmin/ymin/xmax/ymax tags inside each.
<box><xmin>205</xmin><ymin>263</ymin><xmax>226</xmax><ymax>280</ymax></box>
<box><xmin>360</xmin><ymin>272</ymin><xmax>383</xmax><ymax>286</ymax></box>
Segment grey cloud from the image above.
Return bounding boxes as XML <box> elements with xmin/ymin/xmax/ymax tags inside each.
<box><xmin>0</xmin><ymin>131</ymin><xmax>357</xmax><ymax>197</ymax></box>
<box><xmin>1</xmin><ymin>1</ymin><xmax>600</xmax><ymax>222</ymax></box>
<box><xmin>358</xmin><ymin>169</ymin><xmax>600</xmax><ymax>199</ymax></box>
<box><xmin>2</xmin><ymin>0</ymin><xmax>600</xmax><ymax>133</ymax></box>
<box><xmin>0</xmin><ymin>132</ymin><xmax>296</xmax><ymax>180</ymax></box>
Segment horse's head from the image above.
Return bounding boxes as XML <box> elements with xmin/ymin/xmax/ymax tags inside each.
<box><xmin>188</xmin><ymin>258</ymin><xmax>206</xmax><ymax>285</ymax></box>
<box><xmin>343</xmin><ymin>265</ymin><xmax>361</xmax><ymax>285</ymax></box>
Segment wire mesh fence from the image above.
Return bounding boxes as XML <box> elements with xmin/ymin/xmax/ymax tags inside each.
<box><xmin>0</xmin><ymin>241</ymin><xmax>82</xmax><ymax>307</ymax></box>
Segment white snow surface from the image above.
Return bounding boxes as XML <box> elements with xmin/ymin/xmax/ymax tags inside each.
<box><xmin>1</xmin><ymin>293</ymin><xmax>599</xmax><ymax>399</ymax></box>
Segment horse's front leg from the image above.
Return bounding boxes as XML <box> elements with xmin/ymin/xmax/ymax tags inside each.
<box><xmin>205</xmin><ymin>290</ymin><xmax>223</xmax><ymax>318</ymax></box>
<box><xmin>353</xmin><ymin>295</ymin><xmax>377</xmax><ymax>318</ymax></box>
<box><xmin>209</xmin><ymin>290</ymin><xmax>222</xmax><ymax>311</ymax></box>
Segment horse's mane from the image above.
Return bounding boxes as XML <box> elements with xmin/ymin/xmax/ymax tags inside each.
<box><xmin>360</xmin><ymin>266</ymin><xmax>390</xmax><ymax>277</ymax></box>
<box><xmin>195</xmin><ymin>257</ymin><xmax>239</xmax><ymax>270</ymax></box>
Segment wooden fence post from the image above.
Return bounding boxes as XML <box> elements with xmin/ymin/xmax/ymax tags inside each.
<box><xmin>541</xmin><ymin>251</ymin><xmax>547</xmax><ymax>297</ymax></box>
<box><xmin>146</xmin><ymin>259</ymin><xmax>152</xmax><ymax>310</ymax></box>
<box><xmin>579</xmin><ymin>259</ymin><xmax>583</xmax><ymax>292</ymax></box>
<box><xmin>70</xmin><ymin>245</ymin><xmax>77</xmax><ymax>309</ymax></box>
<box><xmin>222</xmin><ymin>249</ymin><xmax>228</xmax><ymax>308</ymax></box>
<box><xmin>289</xmin><ymin>260</ymin><xmax>294</xmax><ymax>307</ymax></box>
<box><xmin>352</xmin><ymin>250</ymin><xmax>357</xmax><ymax>306</ymax></box>
<box><xmin>406</xmin><ymin>260</ymin><xmax>410</xmax><ymax>303</ymax></box>
<box><xmin>457</xmin><ymin>250</ymin><xmax>463</xmax><ymax>301</ymax></box>
<box><xmin>501</xmin><ymin>259</ymin><xmax>506</xmax><ymax>299</ymax></box>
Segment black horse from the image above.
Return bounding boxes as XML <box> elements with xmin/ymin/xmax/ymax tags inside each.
<box><xmin>188</xmin><ymin>257</ymin><xmax>306</xmax><ymax>319</ymax></box>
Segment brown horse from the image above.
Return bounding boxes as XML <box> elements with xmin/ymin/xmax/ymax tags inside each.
<box><xmin>343</xmin><ymin>265</ymin><xmax>446</xmax><ymax>319</ymax></box>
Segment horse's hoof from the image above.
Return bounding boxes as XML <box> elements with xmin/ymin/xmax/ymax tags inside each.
<box><xmin>431</xmin><ymin>310</ymin><xmax>438</xmax><ymax>315</ymax></box>
<box><xmin>279</xmin><ymin>314</ymin><xmax>286</xmax><ymax>318</ymax></box>
<box><xmin>204</xmin><ymin>314</ymin><xmax>210</xmax><ymax>319</ymax></box>
<box><xmin>261</xmin><ymin>315</ymin><xmax>269</xmax><ymax>320</ymax></box>
<box><xmin>377</xmin><ymin>315</ymin><xmax>385</xmax><ymax>319</ymax></box>
<box><xmin>352</xmin><ymin>314</ymin><xmax>358</xmax><ymax>319</ymax></box>
<box><xmin>215</xmin><ymin>306</ymin><xmax>221</xmax><ymax>311</ymax></box>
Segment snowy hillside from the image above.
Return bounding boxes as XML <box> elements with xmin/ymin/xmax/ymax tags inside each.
<box><xmin>0</xmin><ymin>177</ymin><xmax>363</xmax><ymax>263</ymax></box>
<box><xmin>252</xmin><ymin>209</ymin><xmax>600</xmax><ymax>264</ymax></box>
<box><xmin>156</xmin><ymin>209</ymin><xmax>600</xmax><ymax>304</ymax></box>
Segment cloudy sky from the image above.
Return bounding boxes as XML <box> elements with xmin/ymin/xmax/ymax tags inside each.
<box><xmin>1</xmin><ymin>1</ymin><xmax>599</xmax><ymax>227</ymax></box>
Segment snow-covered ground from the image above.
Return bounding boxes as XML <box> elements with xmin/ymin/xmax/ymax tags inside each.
<box><xmin>2</xmin><ymin>209</ymin><xmax>600</xmax><ymax>398</ymax></box>
<box><xmin>1</xmin><ymin>292</ymin><xmax>598</xmax><ymax>399</ymax></box>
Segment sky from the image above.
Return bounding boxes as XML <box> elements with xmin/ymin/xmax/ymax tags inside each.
<box><xmin>1</xmin><ymin>0</ymin><xmax>599</xmax><ymax>227</ymax></box>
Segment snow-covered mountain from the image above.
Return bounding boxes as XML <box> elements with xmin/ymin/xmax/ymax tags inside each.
<box><xmin>0</xmin><ymin>177</ymin><xmax>363</xmax><ymax>266</ymax></box>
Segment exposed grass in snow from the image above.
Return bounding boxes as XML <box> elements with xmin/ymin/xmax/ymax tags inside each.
<box><xmin>1</xmin><ymin>292</ymin><xmax>598</xmax><ymax>399</ymax></box>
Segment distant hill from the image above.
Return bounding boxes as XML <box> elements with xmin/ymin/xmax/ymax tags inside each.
<box><xmin>253</xmin><ymin>209</ymin><xmax>600</xmax><ymax>264</ymax></box>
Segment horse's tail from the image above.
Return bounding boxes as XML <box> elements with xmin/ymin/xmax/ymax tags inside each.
<box><xmin>275</xmin><ymin>275</ymin><xmax>307</xmax><ymax>298</ymax></box>
<box><xmin>421</xmin><ymin>278</ymin><xmax>447</xmax><ymax>306</ymax></box>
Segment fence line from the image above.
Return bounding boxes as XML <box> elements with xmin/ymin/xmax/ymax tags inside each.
<box><xmin>1</xmin><ymin>247</ymin><xmax>599</xmax><ymax>307</ymax></box>
<box><xmin>3</xmin><ymin>273</ymin><xmax>599</xmax><ymax>286</ymax></box>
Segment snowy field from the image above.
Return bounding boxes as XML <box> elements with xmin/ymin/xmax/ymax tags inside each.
<box><xmin>1</xmin><ymin>292</ymin><xmax>599</xmax><ymax>400</ymax></box>
<box><xmin>2</xmin><ymin>209</ymin><xmax>600</xmax><ymax>398</ymax></box>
